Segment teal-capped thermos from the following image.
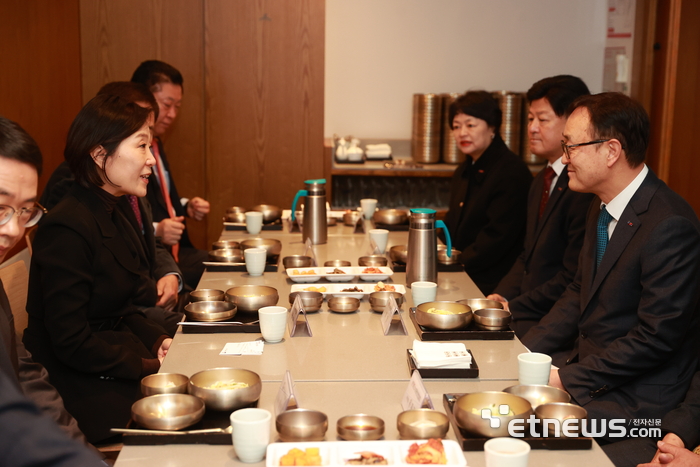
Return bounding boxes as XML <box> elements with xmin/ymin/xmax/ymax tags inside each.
<box><xmin>291</xmin><ymin>179</ymin><xmax>327</xmax><ymax>245</ymax></box>
<box><xmin>406</xmin><ymin>208</ymin><xmax>452</xmax><ymax>285</ymax></box>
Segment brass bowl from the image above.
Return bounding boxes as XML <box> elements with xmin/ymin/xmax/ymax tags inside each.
<box><xmin>389</xmin><ymin>245</ymin><xmax>408</xmax><ymax>264</ymax></box>
<box><xmin>184</xmin><ymin>301</ymin><xmax>237</xmax><ymax>322</ymax></box>
<box><xmin>226</xmin><ymin>206</ymin><xmax>246</xmax><ymax>214</ymax></box>
<box><xmin>240</xmin><ymin>238</ymin><xmax>282</xmax><ymax>258</ymax></box>
<box><xmin>225</xmin><ymin>285</ymin><xmax>279</xmax><ymax>313</ymax></box>
<box><xmin>212</xmin><ymin>240</ymin><xmax>240</xmax><ymax>250</ymax></box>
<box><xmin>141</xmin><ymin>373</ymin><xmax>189</xmax><ymax>396</ymax></box>
<box><xmin>397</xmin><ymin>409</ymin><xmax>450</xmax><ymax>439</ymax></box>
<box><xmin>337</xmin><ymin>414</ymin><xmax>385</xmax><ymax>441</ymax></box>
<box><xmin>188</xmin><ymin>368</ymin><xmax>262</xmax><ymax>411</ymax></box>
<box><xmin>131</xmin><ymin>394</ymin><xmax>205</xmax><ymax>431</ymax></box>
<box><xmin>288</xmin><ymin>291</ymin><xmax>324</xmax><ymax>312</ymax></box>
<box><xmin>437</xmin><ymin>245</ymin><xmax>461</xmax><ymax>265</ymax></box>
<box><xmin>457</xmin><ymin>298</ymin><xmax>504</xmax><ymax>311</ymax></box>
<box><xmin>328</xmin><ymin>296</ymin><xmax>360</xmax><ymax>313</ymax></box>
<box><xmin>373</xmin><ymin>209</ymin><xmax>408</xmax><ymax>225</ymax></box>
<box><xmin>415</xmin><ymin>301</ymin><xmax>472</xmax><ymax>330</ymax></box>
<box><xmin>224</xmin><ymin>212</ymin><xmax>246</xmax><ymax>223</ymax></box>
<box><xmin>283</xmin><ymin>255</ymin><xmax>313</xmax><ymax>269</ymax></box>
<box><xmin>324</xmin><ymin>259</ymin><xmax>352</xmax><ymax>268</ymax></box>
<box><xmin>358</xmin><ymin>255</ymin><xmax>388</xmax><ymax>267</ymax></box>
<box><xmin>368</xmin><ymin>291</ymin><xmax>405</xmax><ymax>312</ymax></box>
<box><xmin>249</xmin><ymin>204</ymin><xmax>282</xmax><ymax>224</ymax></box>
<box><xmin>343</xmin><ymin>210</ymin><xmax>362</xmax><ymax>226</ymax></box>
<box><xmin>503</xmin><ymin>385</ymin><xmax>571</xmax><ymax>409</ymax></box>
<box><xmin>276</xmin><ymin>409</ymin><xmax>328</xmax><ymax>442</ymax></box>
<box><xmin>454</xmin><ymin>391</ymin><xmax>533</xmax><ymax>438</ymax></box>
<box><xmin>535</xmin><ymin>403</ymin><xmax>588</xmax><ymax>437</ymax></box>
<box><xmin>208</xmin><ymin>248</ymin><xmax>243</xmax><ymax>263</ymax></box>
<box><xmin>189</xmin><ymin>289</ymin><xmax>225</xmax><ymax>302</ymax></box>
<box><xmin>473</xmin><ymin>308</ymin><xmax>512</xmax><ymax>330</ymax></box>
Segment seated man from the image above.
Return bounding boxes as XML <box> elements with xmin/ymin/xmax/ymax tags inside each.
<box><xmin>131</xmin><ymin>60</ymin><xmax>210</xmax><ymax>289</ymax></box>
<box><xmin>488</xmin><ymin>75</ymin><xmax>594</xmax><ymax>340</ymax></box>
<box><xmin>0</xmin><ymin>116</ymin><xmax>100</xmax><ymax>455</ymax></box>
<box><xmin>522</xmin><ymin>93</ymin><xmax>700</xmax><ymax>444</ymax></box>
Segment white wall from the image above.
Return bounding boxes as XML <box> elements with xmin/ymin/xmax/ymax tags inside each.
<box><xmin>325</xmin><ymin>0</ymin><xmax>608</xmax><ymax>139</ymax></box>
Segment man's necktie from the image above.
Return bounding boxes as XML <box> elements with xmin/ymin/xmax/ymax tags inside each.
<box><xmin>596</xmin><ymin>205</ymin><xmax>613</xmax><ymax>268</ymax></box>
<box><xmin>152</xmin><ymin>139</ymin><xmax>179</xmax><ymax>262</ymax></box>
<box><xmin>538</xmin><ymin>166</ymin><xmax>556</xmax><ymax>219</ymax></box>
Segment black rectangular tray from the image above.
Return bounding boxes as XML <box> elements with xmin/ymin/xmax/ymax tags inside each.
<box><xmin>392</xmin><ymin>262</ymin><xmax>464</xmax><ymax>273</ymax></box>
<box><xmin>372</xmin><ymin>221</ymin><xmax>409</xmax><ymax>232</ymax></box>
<box><xmin>181</xmin><ymin>314</ymin><xmax>261</xmax><ymax>334</ymax></box>
<box><xmin>407</xmin><ymin>349</ymin><xmax>479</xmax><ymax>378</ymax></box>
<box><xmin>409</xmin><ymin>308</ymin><xmax>514</xmax><ymax>341</ymax></box>
<box><xmin>204</xmin><ymin>257</ymin><xmax>279</xmax><ymax>273</ymax></box>
<box><xmin>442</xmin><ymin>394</ymin><xmax>592</xmax><ymax>451</ymax></box>
<box><xmin>224</xmin><ymin>219</ymin><xmax>284</xmax><ymax>231</ymax></box>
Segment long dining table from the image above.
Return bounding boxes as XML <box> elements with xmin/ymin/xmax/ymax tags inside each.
<box><xmin>113</xmin><ymin>220</ymin><xmax>614</xmax><ymax>467</ymax></box>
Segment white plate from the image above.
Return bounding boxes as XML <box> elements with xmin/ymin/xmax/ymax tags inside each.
<box><xmin>357</xmin><ymin>266</ymin><xmax>393</xmax><ymax>281</ymax></box>
<box><xmin>286</xmin><ymin>267</ymin><xmax>323</xmax><ymax>283</ymax></box>
<box><xmin>266</xmin><ymin>440</ymin><xmax>466</xmax><ymax>467</ymax></box>
<box><xmin>290</xmin><ymin>283</ymin><xmax>406</xmax><ymax>299</ymax></box>
<box><xmin>322</xmin><ymin>267</ymin><xmax>357</xmax><ymax>282</ymax></box>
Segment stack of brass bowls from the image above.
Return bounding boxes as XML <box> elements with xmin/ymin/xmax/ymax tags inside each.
<box><xmin>440</xmin><ymin>92</ymin><xmax>464</xmax><ymax>164</ymax></box>
<box><xmin>249</xmin><ymin>204</ymin><xmax>282</xmax><ymax>224</ymax></box>
<box><xmin>492</xmin><ymin>91</ymin><xmax>523</xmax><ymax>155</ymax></box>
<box><xmin>411</xmin><ymin>93</ymin><xmax>442</xmax><ymax>164</ymax></box>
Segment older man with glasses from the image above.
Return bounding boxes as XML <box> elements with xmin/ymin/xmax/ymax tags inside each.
<box><xmin>521</xmin><ymin>93</ymin><xmax>700</xmax><ymax>463</ymax></box>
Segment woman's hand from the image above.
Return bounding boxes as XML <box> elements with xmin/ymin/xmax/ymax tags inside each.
<box><xmin>157</xmin><ymin>338</ymin><xmax>173</xmax><ymax>364</ymax></box>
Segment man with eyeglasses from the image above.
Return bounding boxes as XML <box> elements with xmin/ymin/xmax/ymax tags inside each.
<box><xmin>487</xmin><ymin>75</ymin><xmax>594</xmax><ymax>343</ymax></box>
<box><xmin>521</xmin><ymin>93</ymin><xmax>700</xmax><ymax>457</ymax></box>
<box><xmin>0</xmin><ymin>116</ymin><xmax>105</xmax><ymax>465</ymax></box>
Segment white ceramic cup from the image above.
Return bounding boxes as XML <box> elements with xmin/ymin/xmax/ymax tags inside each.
<box><xmin>245</xmin><ymin>211</ymin><xmax>264</xmax><ymax>234</ymax></box>
<box><xmin>258</xmin><ymin>306</ymin><xmax>287</xmax><ymax>343</ymax></box>
<box><xmin>411</xmin><ymin>281</ymin><xmax>438</xmax><ymax>306</ymax></box>
<box><xmin>518</xmin><ymin>352</ymin><xmax>552</xmax><ymax>385</ymax></box>
<box><xmin>244</xmin><ymin>247</ymin><xmax>267</xmax><ymax>277</ymax></box>
<box><xmin>369</xmin><ymin>229</ymin><xmax>389</xmax><ymax>254</ymax></box>
<box><xmin>360</xmin><ymin>198</ymin><xmax>377</xmax><ymax>219</ymax></box>
<box><xmin>484</xmin><ymin>437</ymin><xmax>531</xmax><ymax>467</ymax></box>
<box><xmin>230</xmin><ymin>408</ymin><xmax>271</xmax><ymax>463</ymax></box>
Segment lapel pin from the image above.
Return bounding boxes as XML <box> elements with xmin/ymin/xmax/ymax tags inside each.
<box><xmin>628</xmin><ymin>221</ymin><xmax>633</xmax><ymax>226</ymax></box>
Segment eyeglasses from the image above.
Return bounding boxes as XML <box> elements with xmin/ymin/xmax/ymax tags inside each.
<box><xmin>561</xmin><ymin>139</ymin><xmax>610</xmax><ymax>158</ymax></box>
<box><xmin>0</xmin><ymin>203</ymin><xmax>47</xmax><ymax>228</ymax></box>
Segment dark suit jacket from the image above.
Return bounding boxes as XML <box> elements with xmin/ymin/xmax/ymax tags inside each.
<box><xmin>444</xmin><ymin>136</ymin><xmax>532</xmax><ymax>295</ymax></box>
<box><xmin>0</xmin><ymin>280</ymin><xmax>86</xmax><ymax>444</ymax></box>
<box><xmin>662</xmin><ymin>369</ymin><xmax>700</xmax><ymax>450</ymax></box>
<box><xmin>0</xmin><ymin>369</ymin><xmax>104</xmax><ymax>467</ymax></box>
<box><xmin>522</xmin><ymin>170</ymin><xmax>700</xmax><ymax>427</ymax></box>
<box><xmin>146</xmin><ymin>138</ymin><xmax>194</xmax><ymax>248</ymax></box>
<box><xmin>495</xmin><ymin>168</ymin><xmax>593</xmax><ymax>337</ymax></box>
<box><xmin>24</xmin><ymin>184</ymin><xmax>168</xmax><ymax>442</ymax></box>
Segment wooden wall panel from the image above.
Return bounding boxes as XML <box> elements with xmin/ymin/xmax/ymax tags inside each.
<box><xmin>667</xmin><ymin>0</ymin><xmax>700</xmax><ymax>214</ymax></box>
<box><xmin>0</xmin><ymin>0</ymin><xmax>82</xmax><ymax>194</ymax></box>
<box><xmin>79</xmin><ymin>0</ymin><xmax>208</xmax><ymax>247</ymax></box>
<box><xmin>204</xmin><ymin>0</ymin><xmax>325</xmax><ymax>244</ymax></box>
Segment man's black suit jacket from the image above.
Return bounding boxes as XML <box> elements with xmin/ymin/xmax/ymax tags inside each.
<box><xmin>495</xmin><ymin>168</ymin><xmax>593</xmax><ymax>337</ymax></box>
<box><xmin>522</xmin><ymin>170</ymin><xmax>700</xmax><ymax>427</ymax></box>
<box><xmin>145</xmin><ymin>138</ymin><xmax>194</xmax><ymax>249</ymax></box>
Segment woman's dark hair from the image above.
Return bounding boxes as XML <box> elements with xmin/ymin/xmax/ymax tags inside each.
<box><xmin>526</xmin><ymin>75</ymin><xmax>590</xmax><ymax>116</ymax></box>
<box><xmin>65</xmin><ymin>94</ymin><xmax>151</xmax><ymax>188</ymax></box>
<box><xmin>569</xmin><ymin>92</ymin><xmax>649</xmax><ymax>167</ymax></box>
<box><xmin>449</xmin><ymin>91</ymin><xmax>502</xmax><ymax>132</ymax></box>
<box><xmin>0</xmin><ymin>116</ymin><xmax>42</xmax><ymax>175</ymax></box>
<box><xmin>131</xmin><ymin>60</ymin><xmax>184</xmax><ymax>93</ymax></box>
<box><xmin>97</xmin><ymin>81</ymin><xmax>159</xmax><ymax>122</ymax></box>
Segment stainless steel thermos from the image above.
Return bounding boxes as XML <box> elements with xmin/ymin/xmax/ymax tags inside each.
<box><xmin>291</xmin><ymin>179</ymin><xmax>327</xmax><ymax>245</ymax></box>
<box><xmin>406</xmin><ymin>208</ymin><xmax>452</xmax><ymax>285</ymax></box>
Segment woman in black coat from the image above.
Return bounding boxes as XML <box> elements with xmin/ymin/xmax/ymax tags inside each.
<box><xmin>444</xmin><ymin>91</ymin><xmax>532</xmax><ymax>295</ymax></box>
<box><xmin>24</xmin><ymin>94</ymin><xmax>172</xmax><ymax>443</ymax></box>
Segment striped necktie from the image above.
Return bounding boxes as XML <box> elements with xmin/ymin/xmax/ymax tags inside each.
<box><xmin>596</xmin><ymin>205</ymin><xmax>613</xmax><ymax>268</ymax></box>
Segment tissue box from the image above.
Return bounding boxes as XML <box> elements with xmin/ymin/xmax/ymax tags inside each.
<box><xmin>407</xmin><ymin>350</ymin><xmax>479</xmax><ymax>379</ymax></box>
